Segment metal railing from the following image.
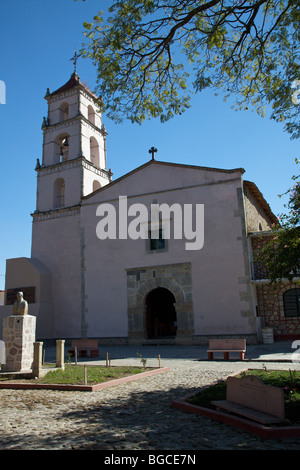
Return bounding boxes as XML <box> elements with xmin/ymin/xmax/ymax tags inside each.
<box><xmin>250</xmin><ymin>262</ymin><xmax>269</xmax><ymax>280</ymax></box>
<box><xmin>250</xmin><ymin>262</ymin><xmax>300</xmax><ymax>280</ymax></box>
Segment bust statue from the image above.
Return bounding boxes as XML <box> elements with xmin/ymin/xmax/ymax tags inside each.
<box><xmin>13</xmin><ymin>292</ymin><xmax>28</xmax><ymax>316</ymax></box>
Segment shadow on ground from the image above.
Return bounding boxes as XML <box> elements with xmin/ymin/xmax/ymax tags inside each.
<box><xmin>1</xmin><ymin>382</ymin><xmax>299</xmax><ymax>451</ymax></box>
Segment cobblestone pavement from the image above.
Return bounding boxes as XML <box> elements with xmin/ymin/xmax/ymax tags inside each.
<box><xmin>1</xmin><ymin>344</ymin><xmax>300</xmax><ymax>451</ymax></box>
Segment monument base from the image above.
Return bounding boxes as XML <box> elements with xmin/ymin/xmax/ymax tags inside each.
<box><xmin>2</xmin><ymin>315</ymin><xmax>36</xmax><ymax>372</ymax></box>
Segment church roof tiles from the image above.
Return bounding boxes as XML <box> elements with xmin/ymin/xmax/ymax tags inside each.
<box><xmin>45</xmin><ymin>72</ymin><xmax>99</xmax><ymax>101</ymax></box>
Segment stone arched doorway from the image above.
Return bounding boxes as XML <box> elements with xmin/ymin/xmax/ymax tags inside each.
<box><xmin>145</xmin><ymin>287</ymin><xmax>177</xmax><ymax>339</ymax></box>
<box><xmin>126</xmin><ymin>263</ymin><xmax>194</xmax><ymax>344</ymax></box>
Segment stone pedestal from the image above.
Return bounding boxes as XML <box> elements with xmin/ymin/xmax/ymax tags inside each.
<box><xmin>2</xmin><ymin>315</ymin><xmax>36</xmax><ymax>372</ymax></box>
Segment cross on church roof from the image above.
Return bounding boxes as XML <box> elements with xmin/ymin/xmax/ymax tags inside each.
<box><xmin>149</xmin><ymin>147</ymin><xmax>157</xmax><ymax>160</ymax></box>
<box><xmin>70</xmin><ymin>49</ymin><xmax>82</xmax><ymax>73</ymax></box>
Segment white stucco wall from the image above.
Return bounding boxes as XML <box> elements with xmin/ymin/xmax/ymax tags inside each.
<box><xmin>0</xmin><ymin>257</ymin><xmax>53</xmax><ymax>339</ymax></box>
<box><xmin>36</xmin><ymin>161</ymin><xmax>82</xmax><ymax>212</ymax></box>
<box><xmin>47</xmin><ymin>90</ymin><xmax>79</xmax><ymax>125</ymax></box>
<box><xmin>43</xmin><ymin>116</ymin><xmax>81</xmax><ymax>166</ymax></box>
<box><xmin>81</xmin><ymin>120</ymin><xmax>106</xmax><ymax>169</ymax></box>
<box><xmin>80</xmin><ymin>161</ymin><xmax>256</xmax><ymax>340</ymax></box>
<box><xmin>80</xmin><ymin>92</ymin><xmax>102</xmax><ymax>129</ymax></box>
<box><xmin>6</xmin><ymin>161</ymin><xmax>258</xmax><ymax>342</ymax></box>
<box><xmin>31</xmin><ymin>210</ymin><xmax>82</xmax><ymax>338</ymax></box>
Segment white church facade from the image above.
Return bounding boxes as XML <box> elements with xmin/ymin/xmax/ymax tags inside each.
<box><xmin>2</xmin><ymin>72</ymin><xmax>298</xmax><ymax>345</ymax></box>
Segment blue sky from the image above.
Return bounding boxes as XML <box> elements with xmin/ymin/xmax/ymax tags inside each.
<box><xmin>0</xmin><ymin>0</ymin><xmax>299</xmax><ymax>290</ymax></box>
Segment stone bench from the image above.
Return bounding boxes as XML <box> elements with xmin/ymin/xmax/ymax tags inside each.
<box><xmin>68</xmin><ymin>339</ymin><xmax>99</xmax><ymax>358</ymax></box>
<box><xmin>211</xmin><ymin>375</ymin><xmax>285</xmax><ymax>424</ymax></box>
<box><xmin>207</xmin><ymin>339</ymin><xmax>246</xmax><ymax>360</ymax></box>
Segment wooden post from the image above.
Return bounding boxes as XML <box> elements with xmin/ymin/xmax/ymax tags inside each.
<box><xmin>56</xmin><ymin>340</ymin><xmax>65</xmax><ymax>370</ymax></box>
<box><xmin>32</xmin><ymin>342</ymin><xmax>43</xmax><ymax>378</ymax></box>
<box><xmin>84</xmin><ymin>364</ymin><xmax>87</xmax><ymax>385</ymax></box>
<box><xmin>158</xmin><ymin>354</ymin><xmax>161</xmax><ymax>368</ymax></box>
<box><xmin>75</xmin><ymin>347</ymin><xmax>78</xmax><ymax>365</ymax></box>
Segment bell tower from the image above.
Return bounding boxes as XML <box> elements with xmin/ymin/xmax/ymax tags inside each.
<box><xmin>34</xmin><ymin>72</ymin><xmax>111</xmax><ymax>213</ymax></box>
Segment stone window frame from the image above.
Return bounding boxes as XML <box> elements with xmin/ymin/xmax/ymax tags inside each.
<box><xmin>275</xmin><ymin>283</ymin><xmax>300</xmax><ymax>320</ymax></box>
<box><xmin>146</xmin><ymin>226</ymin><xmax>168</xmax><ymax>254</ymax></box>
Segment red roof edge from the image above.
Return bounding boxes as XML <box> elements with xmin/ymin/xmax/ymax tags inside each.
<box><xmin>45</xmin><ymin>72</ymin><xmax>99</xmax><ymax>100</ymax></box>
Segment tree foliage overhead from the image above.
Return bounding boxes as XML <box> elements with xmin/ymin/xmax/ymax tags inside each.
<box><xmin>256</xmin><ymin>160</ymin><xmax>300</xmax><ymax>284</ymax></box>
<box><xmin>80</xmin><ymin>0</ymin><xmax>300</xmax><ymax>131</ymax></box>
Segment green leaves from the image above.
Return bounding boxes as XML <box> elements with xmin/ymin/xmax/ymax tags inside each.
<box><xmin>256</xmin><ymin>160</ymin><xmax>300</xmax><ymax>284</ymax></box>
<box><xmin>80</xmin><ymin>0</ymin><xmax>300</xmax><ymax>131</ymax></box>
<box><xmin>83</xmin><ymin>22</ymin><xmax>93</xmax><ymax>30</ymax></box>
<box><xmin>256</xmin><ymin>226</ymin><xmax>300</xmax><ymax>284</ymax></box>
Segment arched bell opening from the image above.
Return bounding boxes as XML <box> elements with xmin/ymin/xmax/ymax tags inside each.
<box><xmin>92</xmin><ymin>180</ymin><xmax>101</xmax><ymax>192</ymax></box>
<box><xmin>53</xmin><ymin>178</ymin><xmax>65</xmax><ymax>208</ymax></box>
<box><xmin>59</xmin><ymin>102</ymin><xmax>69</xmax><ymax>121</ymax></box>
<box><xmin>90</xmin><ymin>136</ymin><xmax>100</xmax><ymax>167</ymax></box>
<box><xmin>54</xmin><ymin>133</ymin><xmax>70</xmax><ymax>164</ymax></box>
<box><xmin>88</xmin><ymin>105</ymin><xmax>95</xmax><ymax>125</ymax></box>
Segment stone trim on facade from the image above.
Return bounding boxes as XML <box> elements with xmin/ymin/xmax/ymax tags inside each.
<box><xmin>235</xmin><ymin>188</ymin><xmax>257</xmax><ymax>332</ymax></box>
<box><xmin>249</xmin><ymin>232</ymin><xmax>300</xmax><ymax>339</ymax></box>
<box><xmin>255</xmin><ymin>281</ymin><xmax>300</xmax><ymax>339</ymax></box>
<box><xmin>126</xmin><ymin>262</ymin><xmax>193</xmax><ymax>344</ymax></box>
<box><xmin>36</xmin><ymin>156</ymin><xmax>110</xmax><ymax>179</ymax></box>
<box><xmin>31</xmin><ymin>205</ymin><xmax>81</xmax><ymax>222</ymax></box>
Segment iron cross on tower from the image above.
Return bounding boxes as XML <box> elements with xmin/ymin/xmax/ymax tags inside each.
<box><xmin>149</xmin><ymin>147</ymin><xmax>157</xmax><ymax>160</ymax></box>
<box><xmin>70</xmin><ymin>49</ymin><xmax>82</xmax><ymax>73</ymax></box>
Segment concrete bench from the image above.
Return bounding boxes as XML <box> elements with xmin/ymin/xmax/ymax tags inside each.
<box><xmin>207</xmin><ymin>339</ymin><xmax>246</xmax><ymax>360</ymax></box>
<box><xmin>68</xmin><ymin>339</ymin><xmax>99</xmax><ymax>358</ymax></box>
<box><xmin>211</xmin><ymin>375</ymin><xmax>285</xmax><ymax>424</ymax></box>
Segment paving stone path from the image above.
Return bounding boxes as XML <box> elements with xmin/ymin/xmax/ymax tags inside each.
<box><xmin>0</xmin><ymin>358</ymin><xmax>300</xmax><ymax>451</ymax></box>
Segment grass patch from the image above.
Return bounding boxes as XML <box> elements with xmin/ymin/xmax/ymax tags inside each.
<box><xmin>40</xmin><ymin>365</ymin><xmax>150</xmax><ymax>385</ymax></box>
<box><xmin>187</xmin><ymin>369</ymin><xmax>300</xmax><ymax>425</ymax></box>
<box><xmin>0</xmin><ymin>365</ymin><xmax>153</xmax><ymax>385</ymax></box>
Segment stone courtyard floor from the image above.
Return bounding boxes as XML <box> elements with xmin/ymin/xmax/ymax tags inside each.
<box><xmin>0</xmin><ymin>343</ymin><xmax>300</xmax><ymax>451</ymax></box>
